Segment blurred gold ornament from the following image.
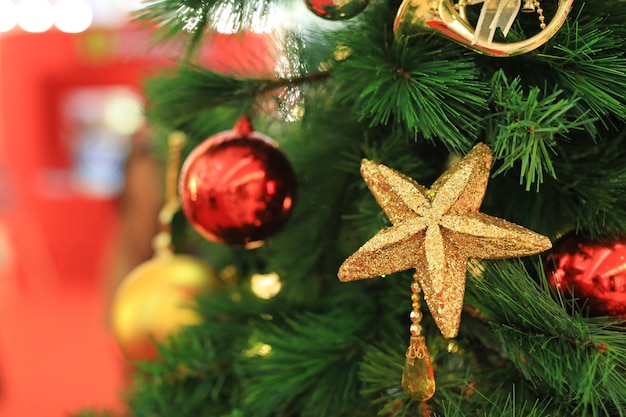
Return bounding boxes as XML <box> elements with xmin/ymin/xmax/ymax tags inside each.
<box><xmin>111</xmin><ymin>254</ymin><xmax>221</xmax><ymax>361</ymax></box>
<box><xmin>394</xmin><ymin>0</ymin><xmax>573</xmax><ymax>57</ymax></box>
<box><xmin>111</xmin><ymin>131</ymin><xmax>221</xmax><ymax>361</ymax></box>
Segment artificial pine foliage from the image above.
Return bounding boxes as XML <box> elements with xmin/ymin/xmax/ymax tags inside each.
<box><xmin>78</xmin><ymin>0</ymin><xmax>626</xmax><ymax>416</ymax></box>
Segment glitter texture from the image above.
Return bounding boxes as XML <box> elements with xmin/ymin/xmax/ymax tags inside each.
<box><xmin>338</xmin><ymin>143</ymin><xmax>552</xmax><ymax>339</ymax></box>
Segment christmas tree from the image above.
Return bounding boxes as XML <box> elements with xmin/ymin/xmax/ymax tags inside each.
<box><xmin>77</xmin><ymin>0</ymin><xmax>626</xmax><ymax>416</ymax></box>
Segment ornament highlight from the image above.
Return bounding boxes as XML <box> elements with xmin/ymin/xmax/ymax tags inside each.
<box><xmin>304</xmin><ymin>0</ymin><xmax>369</xmax><ymax>20</ymax></box>
<box><xmin>338</xmin><ymin>143</ymin><xmax>551</xmax><ymax>399</ymax></box>
<box><xmin>544</xmin><ymin>233</ymin><xmax>626</xmax><ymax>317</ymax></box>
<box><xmin>394</xmin><ymin>0</ymin><xmax>573</xmax><ymax>57</ymax></box>
<box><xmin>111</xmin><ymin>254</ymin><xmax>221</xmax><ymax>361</ymax></box>
<box><xmin>179</xmin><ymin>116</ymin><xmax>297</xmax><ymax>247</ymax></box>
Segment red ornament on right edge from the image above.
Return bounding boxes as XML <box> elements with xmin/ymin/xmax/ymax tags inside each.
<box><xmin>544</xmin><ymin>233</ymin><xmax>626</xmax><ymax>317</ymax></box>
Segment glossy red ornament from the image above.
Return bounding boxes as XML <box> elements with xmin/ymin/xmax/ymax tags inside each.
<box><xmin>179</xmin><ymin>117</ymin><xmax>296</xmax><ymax>246</ymax></box>
<box><xmin>544</xmin><ymin>233</ymin><xmax>626</xmax><ymax>317</ymax></box>
<box><xmin>304</xmin><ymin>0</ymin><xmax>369</xmax><ymax>20</ymax></box>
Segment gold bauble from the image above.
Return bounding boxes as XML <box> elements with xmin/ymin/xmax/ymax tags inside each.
<box><xmin>111</xmin><ymin>254</ymin><xmax>220</xmax><ymax>361</ymax></box>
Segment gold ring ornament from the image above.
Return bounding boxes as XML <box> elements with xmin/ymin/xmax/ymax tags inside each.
<box><xmin>394</xmin><ymin>0</ymin><xmax>574</xmax><ymax>57</ymax></box>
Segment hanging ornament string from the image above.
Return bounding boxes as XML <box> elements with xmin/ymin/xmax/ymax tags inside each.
<box><xmin>110</xmin><ymin>130</ymin><xmax>223</xmax><ymax>362</ymax></box>
<box><xmin>153</xmin><ymin>131</ymin><xmax>187</xmax><ymax>257</ymax></box>
<box><xmin>338</xmin><ymin>143</ymin><xmax>552</xmax><ymax>400</ymax></box>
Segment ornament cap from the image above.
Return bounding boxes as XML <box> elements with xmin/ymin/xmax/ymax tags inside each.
<box><xmin>233</xmin><ymin>115</ymin><xmax>253</xmax><ymax>135</ymax></box>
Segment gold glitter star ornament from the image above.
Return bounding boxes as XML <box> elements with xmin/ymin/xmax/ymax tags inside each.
<box><xmin>338</xmin><ymin>143</ymin><xmax>552</xmax><ymax>339</ymax></box>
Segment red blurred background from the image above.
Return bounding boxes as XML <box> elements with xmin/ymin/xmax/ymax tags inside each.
<box><xmin>0</xmin><ymin>1</ymin><xmax>290</xmax><ymax>414</ymax></box>
<box><xmin>0</xmin><ymin>9</ymin><xmax>170</xmax><ymax>416</ymax></box>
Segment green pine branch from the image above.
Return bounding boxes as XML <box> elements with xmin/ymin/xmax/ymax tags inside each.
<box><xmin>487</xmin><ymin>70</ymin><xmax>597</xmax><ymax>191</ymax></box>
<box><xmin>241</xmin><ymin>306</ymin><xmax>370</xmax><ymax>417</ymax></box>
<box><xmin>144</xmin><ymin>66</ymin><xmax>328</xmax><ymax>131</ymax></box>
<box><xmin>466</xmin><ymin>259</ymin><xmax>626</xmax><ymax>417</ymax></box>
<box><xmin>135</xmin><ymin>0</ymin><xmax>292</xmax><ymax>53</ymax></box>
<box><xmin>112</xmin><ymin>1</ymin><xmax>626</xmax><ymax>417</ymax></box>
<box><xmin>330</xmin><ymin>4</ymin><xmax>487</xmax><ymax>153</ymax></box>
<box><xmin>543</xmin><ymin>16</ymin><xmax>626</xmax><ymax>125</ymax></box>
<box><xmin>549</xmin><ymin>129</ymin><xmax>626</xmax><ymax>238</ymax></box>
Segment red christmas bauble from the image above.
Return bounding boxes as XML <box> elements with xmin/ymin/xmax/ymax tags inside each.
<box><xmin>179</xmin><ymin>116</ymin><xmax>296</xmax><ymax>246</ymax></box>
<box><xmin>304</xmin><ymin>0</ymin><xmax>369</xmax><ymax>20</ymax></box>
<box><xmin>544</xmin><ymin>233</ymin><xmax>626</xmax><ymax>317</ymax></box>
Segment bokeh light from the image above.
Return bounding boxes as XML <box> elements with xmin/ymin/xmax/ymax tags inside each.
<box><xmin>102</xmin><ymin>90</ymin><xmax>144</xmax><ymax>136</ymax></box>
<box><xmin>0</xmin><ymin>0</ymin><xmax>18</xmax><ymax>32</ymax></box>
<box><xmin>17</xmin><ymin>0</ymin><xmax>54</xmax><ymax>33</ymax></box>
<box><xmin>54</xmin><ymin>0</ymin><xmax>93</xmax><ymax>33</ymax></box>
<box><xmin>250</xmin><ymin>272</ymin><xmax>282</xmax><ymax>299</ymax></box>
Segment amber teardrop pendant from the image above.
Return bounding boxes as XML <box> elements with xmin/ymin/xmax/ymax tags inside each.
<box><xmin>401</xmin><ymin>335</ymin><xmax>435</xmax><ymax>401</ymax></box>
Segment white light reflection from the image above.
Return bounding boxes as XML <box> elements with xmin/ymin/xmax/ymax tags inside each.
<box><xmin>246</xmin><ymin>0</ymin><xmax>281</xmax><ymax>34</ymax></box>
<box><xmin>177</xmin><ymin>5</ymin><xmax>204</xmax><ymax>33</ymax></box>
<box><xmin>210</xmin><ymin>0</ymin><xmax>283</xmax><ymax>34</ymax></box>
<box><xmin>210</xmin><ymin>1</ymin><xmax>240</xmax><ymax>34</ymax></box>
<box><xmin>54</xmin><ymin>0</ymin><xmax>93</xmax><ymax>33</ymax></box>
<box><xmin>17</xmin><ymin>0</ymin><xmax>54</xmax><ymax>33</ymax></box>
<box><xmin>0</xmin><ymin>0</ymin><xmax>17</xmax><ymax>32</ymax></box>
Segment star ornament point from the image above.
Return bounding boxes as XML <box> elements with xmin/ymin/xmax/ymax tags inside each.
<box><xmin>338</xmin><ymin>143</ymin><xmax>552</xmax><ymax>339</ymax></box>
